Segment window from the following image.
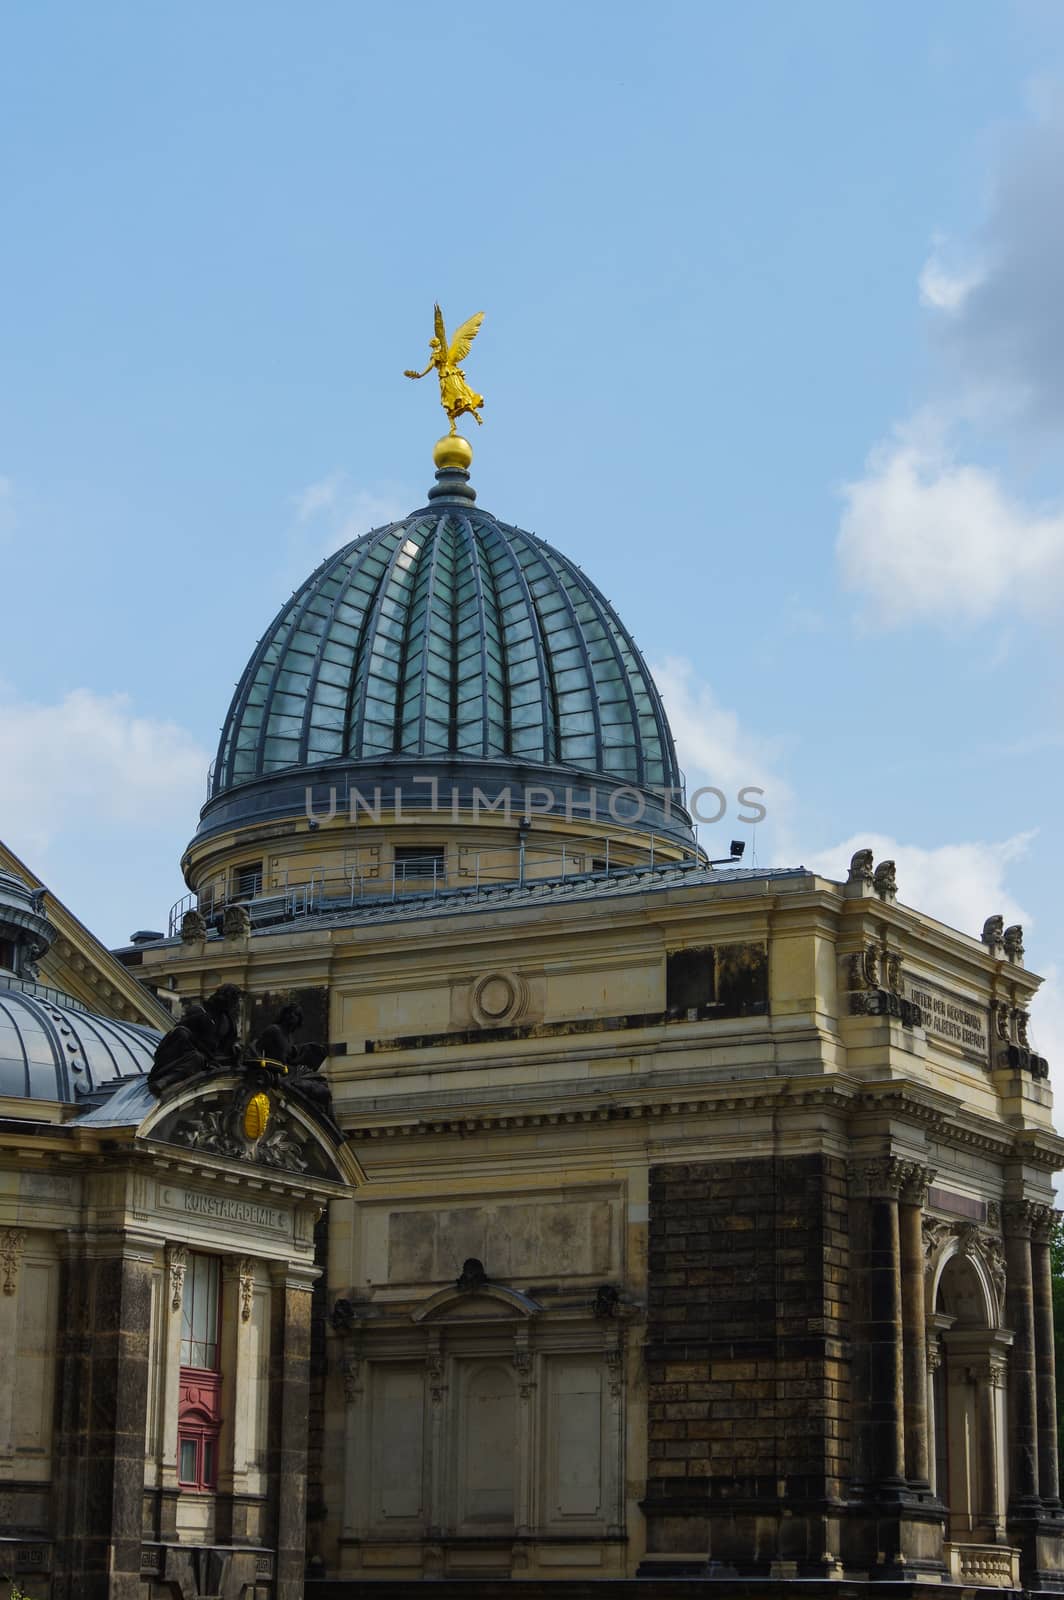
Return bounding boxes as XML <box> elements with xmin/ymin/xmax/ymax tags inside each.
<box><xmin>177</xmin><ymin>1419</ymin><xmax>219</xmax><ymax>1490</ymax></box>
<box><xmin>393</xmin><ymin>845</ymin><xmax>445</xmax><ymax>882</ymax></box>
<box><xmin>233</xmin><ymin>860</ymin><xmax>263</xmax><ymax>901</ymax></box>
<box><xmin>666</xmin><ymin>947</ymin><xmax>714</xmax><ymax>1013</ymax></box>
<box><xmin>181</xmin><ymin>1254</ymin><xmax>220</xmax><ymax>1369</ymax></box>
<box><xmin>178</xmin><ymin>1254</ymin><xmax>222</xmax><ymax>1493</ymax></box>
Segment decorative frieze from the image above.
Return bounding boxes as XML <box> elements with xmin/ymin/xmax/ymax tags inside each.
<box><xmin>1003</xmin><ymin>1199</ymin><xmax>1054</xmax><ymax>1240</ymax></box>
<box><xmin>849</xmin><ymin>1154</ymin><xmax>913</xmax><ymax>1198</ymax></box>
<box><xmin>604</xmin><ymin>1331</ymin><xmax>626</xmax><ymax>1399</ymax></box>
<box><xmin>426</xmin><ymin>1333</ymin><xmax>446</xmax><ymax>1406</ymax></box>
<box><xmin>342</xmin><ymin>1354</ymin><xmax>363</xmax><ymax>1404</ymax></box>
<box><xmin>899</xmin><ymin>1162</ymin><xmax>935</xmax><ymax>1206</ymax></box>
<box><xmin>1</xmin><ymin>1227</ymin><xmax>26</xmax><ymax>1295</ymax></box>
<box><xmin>513</xmin><ymin>1331</ymin><xmax>534</xmax><ymax>1401</ymax></box>
<box><xmin>922</xmin><ymin>1214</ymin><xmax>1007</xmax><ymax>1309</ymax></box>
<box><xmin>166</xmin><ymin>1243</ymin><xmax>188</xmax><ymax>1311</ymax></box>
<box><xmin>922</xmin><ymin>1216</ymin><xmax>953</xmax><ymax>1262</ymax></box>
<box><xmin>238</xmin><ymin>1257</ymin><xmax>254</xmax><ymax>1322</ymax></box>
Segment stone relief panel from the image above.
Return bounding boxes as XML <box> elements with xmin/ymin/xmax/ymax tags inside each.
<box><xmin>0</xmin><ymin>1236</ymin><xmax>58</xmax><ymax>1473</ymax></box>
<box><xmin>543</xmin><ymin>1359</ymin><xmax>605</xmax><ymax>1528</ymax></box>
<box><xmin>369</xmin><ymin>1364</ymin><xmax>426</xmax><ymax>1528</ymax></box>
<box><xmin>382</xmin><ymin>1197</ymin><xmax>614</xmax><ymax>1287</ymax></box>
<box><xmin>456</xmin><ymin>1361</ymin><xmax>516</xmax><ymax>1530</ymax></box>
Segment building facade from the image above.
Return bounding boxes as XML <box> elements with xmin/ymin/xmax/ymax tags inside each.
<box><xmin>2</xmin><ymin>440</ymin><xmax>1064</xmax><ymax>1597</ymax></box>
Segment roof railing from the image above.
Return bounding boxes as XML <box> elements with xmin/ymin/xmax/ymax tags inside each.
<box><xmin>166</xmin><ymin>834</ymin><xmax>712</xmax><ymax>938</ymax></box>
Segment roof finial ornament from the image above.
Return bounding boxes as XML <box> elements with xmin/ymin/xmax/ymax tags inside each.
<box><xmin>404</xmin><ymin>303</ymin><xmax>485</xmax><ymax>479</ymax></box>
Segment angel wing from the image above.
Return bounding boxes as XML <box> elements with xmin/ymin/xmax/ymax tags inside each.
<box><xmin>433</xmin><ymin>303</ymin><xmax>448</xmax><ymax>355</ymax></box>
<box><xmin>448</xmin><ymin>311</ymin><xmax>485</xmax><ymax>365</ymax></box>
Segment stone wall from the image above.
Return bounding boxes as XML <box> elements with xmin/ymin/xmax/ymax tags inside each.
<box><xmin>642</xmin><ymin>1153</ymin><xmax>850</xmax><ymax>1574</ymax></box>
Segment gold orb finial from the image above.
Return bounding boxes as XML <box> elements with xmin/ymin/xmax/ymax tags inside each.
<box><xmin>433</xmin><ymin>434</ymin><xmax>474</xmax><ymax>472</ymax></box>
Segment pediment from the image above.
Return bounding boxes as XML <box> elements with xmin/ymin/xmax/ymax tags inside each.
<box><xmin>412</xmin><ymin>1282</ymin><xmax>542</xmax><ymax>1323</ymax></box>
<box><xmin>141</xmin><ymin>1073</ymin><xmax>353</xmax><ymax>1183</ymax></box>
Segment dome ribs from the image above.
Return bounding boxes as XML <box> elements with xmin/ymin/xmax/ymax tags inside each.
<box><xmin>477</xmin><ymin>516</ymin><xmax>554</xmax><ymax>764</ymax></box>
<box><xmin>249</xmin><ymin>539</ymin><xmax>364</xmax><ymax>783</ymax></box>
<box><xmin>207</xmin><ymin>499</ymin><xmax>685</xmax><ymax>823</ymax></box>
<box><xmin>346</xmin><ymin>524</ymin><xmax>423</xmax><ymax>760</ymax></box>
<box><xmin>298</xmin><ymin>524</ymin><xmax>402</xmax><ymax>769</ymax></box>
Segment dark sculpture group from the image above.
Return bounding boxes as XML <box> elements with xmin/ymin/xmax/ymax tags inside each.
<box><xmin>148</xmin><ymin>985</ymin><xmax>337</xmax><ymax>1130</ymax></box>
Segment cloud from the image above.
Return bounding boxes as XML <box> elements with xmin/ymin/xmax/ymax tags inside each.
<box><xmin>0</xmin><ymin>685</ymin><xmax>210</xmax><ymax>858</ymax></box>
<box><xmin>838</xmin><ymin>97</ymin><xmax>1064</xmax><ymax>631</ymax></box>
<box><xmin>804</xmin><ymin>828</ymin><xmax>1064</xmax><ymax>1108</ymax></box>
<box><xmin>919</xmin><ymin>248</ymin><xmax>981</xmax><ymax>314</ymax></box>
<box><xmin>284</xmin><ymin>472</ymin><xmax>413</xmax><ymax>586</ymax></box>
<box><xmin>837</xmin><ymin>428</ymin><xmax>1064</xmax><ymax>627</ymax></box>
<box><xmin>650</xmin><ymin>656</ymin><xmax>791</xmax><ymax>841</ymax></box>
<box><xmin>929</xmin><ymin>103</ymin><xmax>1064</xmax><ymax>430</ymax></box>
<box><xmin>802</xmin><ymin>830</ymin><xmax>1033</xmax><ymax>937</ymax></box>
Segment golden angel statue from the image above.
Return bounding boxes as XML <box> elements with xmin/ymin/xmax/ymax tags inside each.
<box><xmin>404</xmin><ymin>304</ymin><xmax>485</xmax><ymax>433</ymax></box>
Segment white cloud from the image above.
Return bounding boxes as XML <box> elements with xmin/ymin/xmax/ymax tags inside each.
<box><xmin>930</xmin><ymin>103</ymin><xmax>1064</xmax><ymax>431</ymax></box>
<box><xmin>285</xmin><ymin>473</ymin><xmax>413</xmax><ymax>585</ymax></box>
<box><xmin>0</xmin><ymin>685</ymin><xmax>210</xmax><ymax>858</ymax></box>
<box><xmin>651</xmin><ymin>656</ymin><xmax>791</xmax><ymax>847</ymax></box>
<box><xmin>837</xmin><ymin>431</ymin><xmax>1064</xmax><ymax>627</ymax></box>
<box><xmin>803</xmin><ymin>830</ymin><xmax>1033</xmax><ymax>936</ymax></box>
<box><xmin>804</xmin><ymin>828</ymin><xmax>1064</xmax><ymax>1111</ymax></box>
<box><xmin>839</xmin><ymin>99</ymin><xmax>1064</xmax><ymax>631</ymax></box>
<box><xmin>293</xmin><ymin>472</ymin><xmax>344</xmax><ymax>523</ymax></box>
<box><xmin>919</xmin><ymin>250</ymin><xmax>981</xmax><ymax>314</ymax></box>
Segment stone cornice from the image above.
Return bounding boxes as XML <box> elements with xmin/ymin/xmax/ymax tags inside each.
<box><xmin>337</xmin><ymin>1073</ymin><xmax>1054</xmax><ymax>1170</ymax></box>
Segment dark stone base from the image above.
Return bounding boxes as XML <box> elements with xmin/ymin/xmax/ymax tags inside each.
<box><xmin>1007</xmin><ymin>1511</ymin><xmax>1064</xmax><ymax>1592</ymax></box>
<box><xmin>841</xmin><ymin>1490</ymin><xmax>949</xmax><ymax>1581</ymax></box>
<box><xmin>307</xmin><ymin>1581</ymin><xmax>1022</xmax><ymax>1599</ymax></box>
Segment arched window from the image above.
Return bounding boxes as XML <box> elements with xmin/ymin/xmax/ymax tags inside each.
<box><xmin>929</xmin><ymin>1247</ymin><xmax>1009</xmax><ymax>1543</ymax></box>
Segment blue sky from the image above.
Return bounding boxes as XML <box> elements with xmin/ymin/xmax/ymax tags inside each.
<box><xmin>3</xmin><ymin>1</ymin><xmax>1064</xmax><ymax>1059</ymax></box>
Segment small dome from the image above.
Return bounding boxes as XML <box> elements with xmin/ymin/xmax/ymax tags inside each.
<box><xmin>209</xmin><ymin>463</ymin><xmax>686</xmax><ymax>840</ymax></box>
<box><xmin>0</xmin><ymin>982</ymin><xmax>161</xmax><ymax>1101</ymax></box>
<box><xmin>0</xmin><ymin>866</ymin><xmax>54</xmax><ymax>976</ymax></box>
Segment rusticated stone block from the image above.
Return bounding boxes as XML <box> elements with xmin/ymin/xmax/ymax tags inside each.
<box><xmin>643</xmin><ymin>1153</ymin><xmax>852</xmax><ymax>1573</ymax></box>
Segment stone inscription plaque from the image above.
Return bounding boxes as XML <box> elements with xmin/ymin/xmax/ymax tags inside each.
<box><xmin>387</xmin><ymin>1197</ymin><xmax>612</xmax><ymax>1284</ymax></box>
<box><xmin>157</xmin><ymin>1183</ymin><xmax>291</xmax><ymax>1236</ymax></box>
<box><xmin>905</xmin><ymin>977</ymin><xmax>989</xmax><ymax>1061</ymax></box>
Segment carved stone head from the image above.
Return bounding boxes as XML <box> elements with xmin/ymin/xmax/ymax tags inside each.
<box><xmin>873</xmin><ymin>860</ymin><xmax>897</xmax><ymax>901</ymax></box>
<box><xmin>848</xmin><ymin>849</ymin><xmax>874</xmax><ymax>886</ymax></box>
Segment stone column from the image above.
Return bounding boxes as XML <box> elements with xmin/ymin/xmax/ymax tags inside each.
<box><xmin>51</xmin><ymin>1240</ymin><xmax>156</xmax><ymax>1600</ymax></box>
<box><xmin>268</xmin><ymin>1264</ymin><xmax>317</xmax><ymax>1600</ymax></box>
<box><xmin>899</xmin><ymin>1164</ymin><xmax>934</xmax><ymax>1489</ymax></box>
<box><xmin>851</xmin><ymin>1156</ymin><xmax>907</xmax><ymax>1491</ymax></box>
<box><xmin>1031</xmin><ymin>1206</ymin><xmax>1062</xmax><ymax>1510</ymax></box>
<box><xmin>152</xmin><ymin>1243</ymin><xmax>187</xmax><ymax>1542</ymax></box>
<box><xmin>215</xmin><ymin>1255</ymin><xmax>256</xmax><ymax>1545</ymax></box>
<box><xmin>1003</xmin><ymin>1200</ymin><xmax>1042</xmax><ymax>1513</ymax></box>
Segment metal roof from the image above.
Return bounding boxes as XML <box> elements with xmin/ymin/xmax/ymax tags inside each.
<box><xmin>0</xmin><ymin>976</ymin><xmax>161</xmax><ymax>1102</ymax></box>
<box><xmin>212</xmin><ymin>483</ymin><xmax>682</xmax><ymax>804</ymax></box>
